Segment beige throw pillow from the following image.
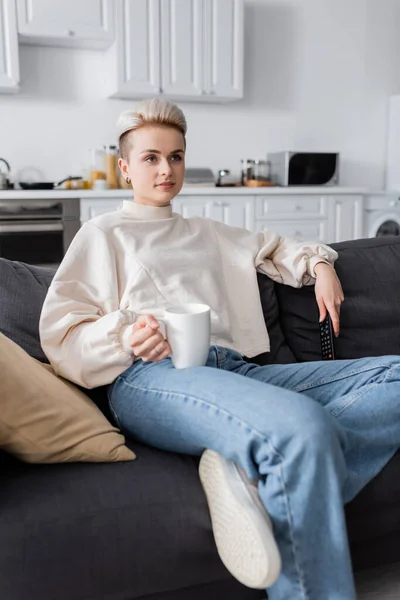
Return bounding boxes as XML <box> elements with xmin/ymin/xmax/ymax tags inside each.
<box><xmin>0</xmin><ymin>333</ymin><xmax>135</xmax><ymax>463</ymax></box>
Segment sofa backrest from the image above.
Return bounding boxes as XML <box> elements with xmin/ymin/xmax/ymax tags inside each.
<box><xmin>0</xmin><ymin>259</ymin><xmax>55</xmax><ymax>363</ymax></box>
<box><xmin>275</xmin><ymin>236</ymin><xmax>400</xmax><ymax>362</ymax></box>
<box><xmin>2</xmin><ymin>236</ymin><xmax>400</xmax><ymax>368</ymax></box>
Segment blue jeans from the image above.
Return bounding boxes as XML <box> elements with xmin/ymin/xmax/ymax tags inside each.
<box><xmin>107</xmin><ymin>347</ymin><xmax>400</xmax><ymax>600</ymax></box>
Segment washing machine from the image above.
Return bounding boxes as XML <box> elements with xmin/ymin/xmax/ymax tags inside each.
<box><xmin>364</xmin><ymin>193</ymin><xmax>400</xmax><ymax>237</ymax></box>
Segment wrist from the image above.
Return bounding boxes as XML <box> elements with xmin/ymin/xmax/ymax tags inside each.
<box><xmin>313</xmin><ymin>261</ymin><xmax>332</xmax><ymax>277</ymax></box>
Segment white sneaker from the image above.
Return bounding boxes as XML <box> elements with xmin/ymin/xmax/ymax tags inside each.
<box><xmin>199</xmin><ymin>449</ymin><xmax>281</xmax><ymax>590</ymax></box>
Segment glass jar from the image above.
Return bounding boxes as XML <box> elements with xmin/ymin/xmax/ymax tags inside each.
<box><xmin>251</xmin><ymin>159</ymin><xmax>270</xmax><ymax>182</ymax></box>
<box><xmin>89</xmin><ymin>148</ymin><xmax>106</xmax><ymax>188</ymax></box>
<box><xmin>104</xmin><ymin>145</ymin><xmax>118</xmax><ymax>189</ymax></box>
<box><xmin>240</xmin><ymin>159</ymin><xmax>255</xmax><ymax>185</ymax></box>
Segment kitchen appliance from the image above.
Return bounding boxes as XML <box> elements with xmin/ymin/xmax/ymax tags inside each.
<box><xmin>0</xmin><ymin>158</ymin><xmax>12</xmax><ymax>189</ymax></box>
<box><xmin>0</xmin><ymin>198</ymin><xmax>80</xmax><ymax>268</ymax></box>
<box><xmin>216</xmin><ymin>169</ymin><xmax>237</xmax><ymax>187</ymax></box>
<box><xmin>268</xmin><ymin>152</ymin><xmax>339</xmax><ymax>186</ymax></box>
<box><xmin>364</xmin><ymin>194</ymin><xmax>400</xmax><ymax>238</ymax></box>
<box><xmin>184</xmin><ymin>168</ymin><xmax>215</xmax><ymax>186</ymax></box>
<box><xmin>19</xmin><ymin>177</ymin><xmax>82</xmax><ymax>190</ymax></box>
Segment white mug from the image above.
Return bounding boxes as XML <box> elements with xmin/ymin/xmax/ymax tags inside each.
<box><xmin>158</xmin><ymin>303</ymin><xmax>211</xmax><ymax>369</ymax></box>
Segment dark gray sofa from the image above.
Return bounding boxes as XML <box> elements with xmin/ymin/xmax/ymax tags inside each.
<box><xmin>1</xmin><ymin>235</ymin><xmax>399</xmax><ymax>600</ymax></box>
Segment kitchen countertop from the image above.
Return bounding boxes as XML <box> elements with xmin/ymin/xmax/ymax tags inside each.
<box><xmin>0</xmin><ymin>186</ymin><xmax>374</xmax><ymax>201</ymax></box>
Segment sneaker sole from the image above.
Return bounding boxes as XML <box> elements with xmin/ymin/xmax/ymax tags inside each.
<box><xmin>199</xmin><ymin>449</ymin><xmax>281</xmax><ymax>589</ymax></box>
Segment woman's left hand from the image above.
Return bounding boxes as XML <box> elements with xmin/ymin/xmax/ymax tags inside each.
<box><xmin>313</xmin><ymin>262</ymin><xmax>344</xmax><ymax>337</ymax></box>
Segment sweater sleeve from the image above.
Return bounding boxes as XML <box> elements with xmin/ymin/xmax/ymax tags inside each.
<box><xmin>254</xmin><ymin>229</ymin><xmax>338</xmax><ymax>287</ymax></box>
<box><xmin>39</xmin><ymin>222</ymin><xmax>136</xmax><ymax>388</ymax></box>
<box><xmin>212</xmin><ymin>220</ymin><xmax>338</xmax><ymax>288</ymax></box>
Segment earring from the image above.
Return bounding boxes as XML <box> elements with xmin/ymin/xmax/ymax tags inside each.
<box><xmin>126</xmin><ymin>177</ymin><xmax>131</xmax><ymax>184</ymax></box>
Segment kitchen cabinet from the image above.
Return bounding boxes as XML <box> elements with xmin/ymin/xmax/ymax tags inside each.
<box><xmin>254</xmin><ymin>219</ymin><xmax>329</xmax><ymax>243</ymax></box>
<box><xmin>0</xmin><ymin>0</ymin><xmax>19</xmax><ymax>93</ymax></box>
<box><xmin>109</xmin><ymin>0</ymin><xmax>244</xmax><ymax>102</ymax></box>
<box><xmin>326</xmin><ymin>195</ymin><xmax>364</xmax><ymax>242</ymax></box>
<box><xmin>172</xmin><ymin>196</ymin><xmax>254</xmax><ymax>229</ymax></box>
<box><xmin>160</xmin><ymin>0</ymin><xmax>204</xmax><ymax>99</ymax></box>
<box><xmin>254</xmin><ymin>194</ymin><xmax>364</xmax><ymax>244</ymax></box>
<box><xmin>108</xmin><ymin>0</ymin><xmax>160</xmax><ymax>98</ymax></box>
<box><xmin>79</xmin><ymin>191</ymin><xmax>364</xmax><ymax>245</ymax></box>
<box><xmin>80</xmin><ymin>198</ymin><xmax>124</xmax><ymax>223</ymax></box>
<box><xmin>16</xmin><ymin>0</ymin><xmax>114</xmax><ymax>49</ymax></box>
<box><xmin>204</xmin><ymin>0</ymin><xmax>244</xmax><ymax>100</ymax></box>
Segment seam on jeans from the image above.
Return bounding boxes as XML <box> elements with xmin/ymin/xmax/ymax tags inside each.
<box><xmin>217</xmin><ymin>346</ymin><xmax>229</xmax><ymax>368</ymax></box>
<box><xmin>116</xmin><ymin>377</ymin><xmax>309</xmax><ymax>597</ymax></box>
<box><xmin>293</xmin><ymin>362</ymin><xmax>393</xmax><ymax>394</ymax></box>
<box><xmin>276</xmin><ymin>461</ymin><xmax>308</xmax><ymax>600</ymax></box>
<box><xmin>329</xmin><ymin>382</ymin><xmax>381</xmax><ymax>418</ymax></box>
<box><xmin>108</xmin><ymin>396</ymin><xmax>123</xmax><ymax>430</ymax></box>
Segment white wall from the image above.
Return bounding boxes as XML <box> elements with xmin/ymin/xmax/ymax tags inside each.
<box><xmin>0</xmin><ymin>0</ymin><xmax>399</xmax><ymax>187</ymax></box>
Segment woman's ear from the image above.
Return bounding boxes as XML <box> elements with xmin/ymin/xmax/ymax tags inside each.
<box><xmin>118</xmin><ymin>157</ymin><xmax>129</xmax><ymax>178</ymax></box>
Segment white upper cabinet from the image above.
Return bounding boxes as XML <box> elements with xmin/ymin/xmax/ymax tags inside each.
<box><xmin>109</xmin><ymin>0</ymin><xmax>160</xmax><ymax>98</ymax></box>
<box><xmin>110</xmin><ymin>0</ymin><xmax>244</xmax><ymax>102</ymax></box>
<box><xmin>0</xmin><ymin>0</ymin><xmax>19</xmax><ymax>93</ymax></box>
<box><xmin>204</xmin><ymin>0</ymin><xmax>244</xmax><ymax>100</ymax></box>
<box><xmin>160</xmin><ymin>0</ymin><xmax>204</xmax><ymax>98</ymax></box>
<box><xmin>16</xmin><ymin>0</ymin><xmax>114</xmax><ymax>49</ymax></box>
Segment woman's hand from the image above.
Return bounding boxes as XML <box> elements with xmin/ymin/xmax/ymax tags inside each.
<box><xmin>313</xmin><ymin>262</ymin><xmax>344</xmax><ymax>337</ymax></box>
<box><xmin>128</xmin><ymin>314</ymin><xmax>171</xmax><ymax>362</ymax></box>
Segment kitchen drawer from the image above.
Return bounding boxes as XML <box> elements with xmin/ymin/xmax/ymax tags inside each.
<box><xmin>256</xmin><ymin>195</ymin><xmax>328</xmax><ymax>219</ymax></box>
<box><xmin>255</xmin><ymin>220</ymin><xmax>329</xmax><ymax>242</ymax></box>
<box><xmin>80</xmin><ymin>198</ymin><xmax>124</xmax><ymax>223</ymax></box>
<box><xmin>364</xmin><ymin>194</ymin><xmax>400</xmax><ymax>211</ymax></box>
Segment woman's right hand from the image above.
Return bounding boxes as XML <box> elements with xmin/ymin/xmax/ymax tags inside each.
<box><xmin>127</xmin><ymin>314</ymin><xmax>171</xmax><ymax>362</ymax></box>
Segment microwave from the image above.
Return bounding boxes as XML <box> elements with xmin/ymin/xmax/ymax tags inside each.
<box><xmin>268</xmin><ymin>152</ymin><xmax>340</xmax><ymax>186</ymax></box>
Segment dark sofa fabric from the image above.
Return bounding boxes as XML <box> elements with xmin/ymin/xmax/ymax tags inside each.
<box><xmin>0</xmin><ymin>442</ymin><xmax>263</xmax><ymax>600</ymax></box>
<box><xmin>1</xmin><ymin>238</ymin><xmax>400</xmax><ymax>599</ymax></box>
<box><xmin>0</xmin><ymin>258</ymin><xmax>54</xmax><ymax>363</ymax></box>
<box><xmin>275</xmin><ymin>236</ymin><xmax>400</xmax><ymax>362</ymax></box>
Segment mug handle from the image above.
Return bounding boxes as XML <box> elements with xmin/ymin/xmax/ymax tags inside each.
<box><xmin>156</xmin><ymin>318</ymin><xmax>167</xmax><ymax>339</ymax></box>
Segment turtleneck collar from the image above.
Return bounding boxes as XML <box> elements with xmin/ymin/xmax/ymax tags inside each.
<box><xmin>122</xmin><ymin>201</ymin><xmax>173</xmax><ymax>220</ymax></box>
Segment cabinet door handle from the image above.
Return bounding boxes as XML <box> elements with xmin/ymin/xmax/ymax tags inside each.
<box><xmin>295</xmin><ymin>204</ymin><xmax>302</xmax><ymax>211</ymax></box>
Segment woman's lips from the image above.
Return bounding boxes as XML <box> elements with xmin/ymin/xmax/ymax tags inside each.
<box><xmin>157</xmin><ymin>182</ymin><xmax>175</xmax><ymax>190</ymax></box>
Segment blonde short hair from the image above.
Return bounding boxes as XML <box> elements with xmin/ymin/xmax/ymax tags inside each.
<box><xmin>116</xmin><ymin>98</ymin><xmax>187</xmax><ymax>160</ymax></box>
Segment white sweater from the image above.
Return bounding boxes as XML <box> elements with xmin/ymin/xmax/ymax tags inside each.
<box><xmin>39</xmin><ymin>201</ymin><xmax>338</xmax><ymax>388</ymax></box>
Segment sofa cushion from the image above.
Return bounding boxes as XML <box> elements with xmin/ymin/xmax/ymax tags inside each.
<box><xmin>252</xmin><ymin>273</ymin><xmax>297</xmax><ymax>365</ymax></box>
<box><xmin>0</xmin><ymin>443</ymin><xmax>261</xmax><ymax>600</ymax></box>
<box><xmin>0</xmin><ymin>333</ymin><xmax>135</xmax><ymax>463</ymax></box>
<box><xmin>0</xmin><ymin>258</ymin><xmax>55</xmax><ymax>363</ymax></box>
<box><xmin>275</xmin><ymin>236</ymin><xmax>400</xmax><ymax>361</ymax></box>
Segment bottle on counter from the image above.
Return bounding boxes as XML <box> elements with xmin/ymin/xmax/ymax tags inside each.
<box><xmin>104</xmin><ymin>145</ymin><xmax>118</xmax><ymax>189</ymax></box>
<box><xmin>89</xmin><ymin>148</ymin><xmax>107</xmax><ymax>188</ymax></box>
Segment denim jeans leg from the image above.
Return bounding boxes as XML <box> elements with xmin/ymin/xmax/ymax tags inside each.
<box><xmin>108</xmin><ymin>346</ymin><xmax>354</xmax><ymax>600</ymax></box>
<box><xmin>232</xmin><ymin>354</ymin><xmax>400</xmax><ymax>502</ymax></box>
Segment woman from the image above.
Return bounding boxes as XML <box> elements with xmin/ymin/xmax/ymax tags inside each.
<box><xmin>39</xmin><ymin>99</ymin><xmax>400</xmax><ymax>600</ymax></box>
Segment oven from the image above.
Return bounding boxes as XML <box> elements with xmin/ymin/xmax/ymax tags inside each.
<box><xmin>0</xmin><ymin>198</ymin><xmax>80</xmax><ymax>268</ymax></box>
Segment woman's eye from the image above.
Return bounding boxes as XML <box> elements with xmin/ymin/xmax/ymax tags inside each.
<box><xmin>170</xmin><ymin>154</ymin><xmax>182</xmax><ymax>162</ymax></box>
<box><xmin>145</xmin><ymin>155</ymin><xmax>156</xmax><ymax>163</ymax></box>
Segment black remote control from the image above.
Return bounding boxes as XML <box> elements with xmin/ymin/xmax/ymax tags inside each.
<box><xmin>319</xmin><ymin>314</ymin><xmax>335</xmax><ymax>360</ymax></box>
